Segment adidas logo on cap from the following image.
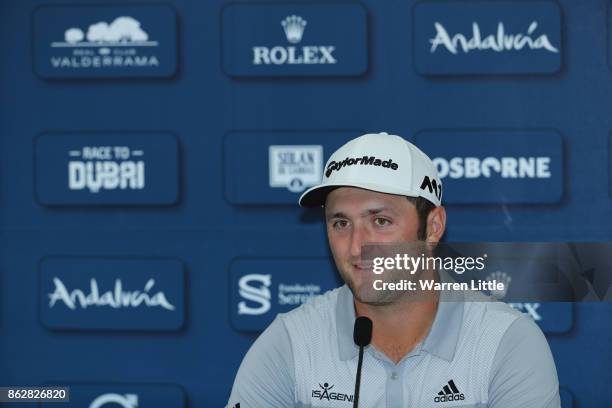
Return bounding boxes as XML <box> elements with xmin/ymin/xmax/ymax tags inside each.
<box><xmin>434</xmin><ymin>379</ymin><xmax>465</xmax><ymax>403</ymax></box>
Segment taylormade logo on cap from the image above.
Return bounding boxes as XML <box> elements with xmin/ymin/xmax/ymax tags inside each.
<box><xmin>325</xmin><ymin>156</ymin><xmax>399</xmax><ymax>178</ymax></box>
<box><xmin>299</xmin><ymin>132</ymin><xmax>443</xmax><ymax>208</ymax></box>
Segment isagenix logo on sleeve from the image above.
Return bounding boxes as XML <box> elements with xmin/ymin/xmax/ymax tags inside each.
<box><xmin>311</xmin><ymin>383</ymin><xmax>354</xmax><ymax>403</ymax></box>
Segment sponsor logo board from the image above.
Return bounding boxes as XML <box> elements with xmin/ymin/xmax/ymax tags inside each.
<box><xmin>414</xmin><ymin>130</ymin><xmax>563</xmax><ymax>203</ymax></box>
<box><xmin>230</xmin><ymin>258</ymin><xmax>340</xmax><ymax>331</ymax></box>
<box><xmin>35</xmin><ymin>132</ymin><xmax>179</xmax><ymax>206</ymax></box>
<box><xmin>224</xmin><ymin>131</ymin><xmax>359</xmax><ymax>205</ymax></box>
<box><xmin>39</xmin><ymin>257</ymin><xmax>184</xmax><ymax>331</ymax></box>
<box><xmin>222</xmin><ymin>3</ymin><xmax>367</xmax><ymax>76</ymax></box>
<box><xmin>413</xmin><ymin>1</ymin><xmax>561</xmax><ymax>75</ymax></box>
<box><xmin>33</xmin><ymin>4</ymin><xmax>177</xmax><ymax>78</ymax></box>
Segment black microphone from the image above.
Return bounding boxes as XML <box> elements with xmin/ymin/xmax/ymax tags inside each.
<box><xmin>353</xmin><ymin>316</ymin><xmax>372</xmax><ymax>408</ymax></box>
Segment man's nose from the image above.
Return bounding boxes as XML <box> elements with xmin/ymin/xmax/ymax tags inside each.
<box><xmin>349</xmin><ymin>224</ymin><xmax>367</xmax><ymax>258</ymax></box>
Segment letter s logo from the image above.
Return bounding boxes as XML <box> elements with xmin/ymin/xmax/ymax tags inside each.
<box><xmin>238</xmin><ymin>274</ymin><xmax>272</xmax><ymax>315</ymax></box>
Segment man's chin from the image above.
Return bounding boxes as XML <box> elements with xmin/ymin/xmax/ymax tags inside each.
<box><xmin>347</xmin><ymin>280</ymin><xmax>398</xmax><ymax>305</ymax></box>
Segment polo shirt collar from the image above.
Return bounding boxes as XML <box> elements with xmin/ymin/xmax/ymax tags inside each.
<box><xmin>335</xmin><ymin>271</ymin><xmax>464</xmax><ymax>363</ymax></box>
<box><xmin>336</xmin><ymin>284</ymin><xmax>357</xmax><ymax>361</ymax></box>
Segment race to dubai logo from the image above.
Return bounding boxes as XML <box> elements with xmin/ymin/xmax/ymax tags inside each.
<box><xmin>68</xmin><ymin>145</ymin><xmax>145</xmax><ymax>193</ymax></box>
<box><xmin>49</xmin><ymin>16</ymin><xmax>160</xmax><ymax>69</ymax></box>
<box><xmin>429</xmin><ymin>21</ymin><xmax>559</xmax><ymax>54</ymax></box>
<box><xmin>252</xmin><ymin>14</ymin><xmax>337</xmax><ymax>65</ymax></box>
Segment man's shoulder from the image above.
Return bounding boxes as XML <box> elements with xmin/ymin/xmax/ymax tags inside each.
<box><xmin>480</xmin><ymin>300</ymin><xmax>524</xmax><ymax>321</ymax></box>
<box><xmin>462</xmin><ymin>291</ymin><xmax>524</xmax><ymax>322</ymax></box>
<box><xmin>460</xmin><ymin>294</ymin><xmax>529</xmax><ymax>341</ymax></box>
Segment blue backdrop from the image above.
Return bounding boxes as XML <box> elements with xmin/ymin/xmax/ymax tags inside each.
<box><xmin>1</xmin><ymin>0</ymin><xmax>611</xmax><ymax>406</ymax></box>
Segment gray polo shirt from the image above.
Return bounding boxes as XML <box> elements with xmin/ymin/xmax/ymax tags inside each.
<box><xmin>227</xmin><ymin>284</ymin><xmax>560</xmax><ymax>407</ymax></box>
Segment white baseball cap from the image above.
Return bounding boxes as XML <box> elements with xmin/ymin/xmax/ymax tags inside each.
<box><xmin>299</xmin><ymin>132</ymin><xmax>443</xmax><ymax>207</ymax></box>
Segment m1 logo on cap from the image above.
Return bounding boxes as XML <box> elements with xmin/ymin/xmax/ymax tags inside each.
<box><xmin>420</xmin><ymin>176</ymin><xmax>442</xmax><ymax>200</ymax></box>
<box><xmin>325</xmin><ymin>155</ymin><xmax>398</xmax><ymax>178</ymax></box>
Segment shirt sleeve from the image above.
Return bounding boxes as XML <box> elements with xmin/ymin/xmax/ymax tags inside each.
<box><xmin>488</xmin><ymin>315</ymin><xmax>561</xmax><ymax>408</ymax></box>
<box><xmin>226</xmin><ymin>316</ymin><xmax>295</xmax><ymax>408</ymax></box>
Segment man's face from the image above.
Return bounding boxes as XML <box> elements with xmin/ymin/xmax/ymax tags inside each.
<box><xmin>325</xmin><ymin>187</ymin><xmax>421</xmax><ymax>304</ymax></box>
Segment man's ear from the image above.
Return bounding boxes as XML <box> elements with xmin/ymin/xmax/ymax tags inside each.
<box><xmin>425</xmin><ymin>206</ymin><xmax>446</xmax><ymax>244</ymax></box>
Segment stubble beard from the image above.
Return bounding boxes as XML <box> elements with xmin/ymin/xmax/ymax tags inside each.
<box><xmin>339</xmin><ymin>254</ymin><xmax>431</xmax><ymax>306</ymax></box>
<box><xmin>340</xmin><ymin>264</ymin><xmax>407</xmax><ymax>306</ymax></box>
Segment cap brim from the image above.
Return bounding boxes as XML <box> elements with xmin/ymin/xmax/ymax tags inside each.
<box><xmin>298</xmin><ymin>185</ymin><xmax>341</xmax><ymax>208</ymax></box>
<box><xmin>299</xmin><ymin>182</ymin><xmax>430</xmax><ymax>208</ymax></box>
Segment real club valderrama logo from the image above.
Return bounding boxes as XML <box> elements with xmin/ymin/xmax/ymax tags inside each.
<box><xmin>252</xmin><ymin>15</ymin><xmax>337</xmax><ymax>65</ymax></box>
<box><xmin>49</xmin><ymin>16</ymin><xmax>160</xmax><ymax>69</ymax></box>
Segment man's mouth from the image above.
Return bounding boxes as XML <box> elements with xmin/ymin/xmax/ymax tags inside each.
<box><xmin>352</xmin><ymin>262</ymin><xmax>373</xmax><ymax>272</ymax></box>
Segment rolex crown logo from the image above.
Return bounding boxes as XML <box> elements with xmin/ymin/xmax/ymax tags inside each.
<box><xmin>281</xmin><ymin>15</ymin><xmax>307</xmax><ymax>44</ymax></box>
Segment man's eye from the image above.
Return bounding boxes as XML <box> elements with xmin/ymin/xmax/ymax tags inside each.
<box><xmin>333</xmin><ymin>220</ymin><xmax>348</xmax><ymax>229</ymax></box>
<box><xmin>374</xmin><ymin>218</ymin><xmax>391</xmax><ymax>226</ymax></box>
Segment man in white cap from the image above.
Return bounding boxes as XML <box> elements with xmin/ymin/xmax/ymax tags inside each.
<box><xmin>226</xmin><ymin>132</ymin><xmax>560</xmax><ymax>407</ymax></box>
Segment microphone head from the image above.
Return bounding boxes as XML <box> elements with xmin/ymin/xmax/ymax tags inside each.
<box><xmin>353</xmin><ymin>316</ymin><xmax>373</xmax><ymax>347</ymax></box>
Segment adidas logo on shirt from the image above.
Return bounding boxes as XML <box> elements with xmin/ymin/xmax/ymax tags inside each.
<box><xmin>434</xmin><ymin>379</ymin><xmax>465</xmax><ymax>403</ymax></box>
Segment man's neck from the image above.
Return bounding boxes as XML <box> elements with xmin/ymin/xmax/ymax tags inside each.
<box><xmin>353</xmin><ymin>273</ymin><xmax>440</xmax><ymax>364</ymax></box>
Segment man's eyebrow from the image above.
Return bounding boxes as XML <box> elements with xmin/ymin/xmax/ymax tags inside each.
<box><xmin>363</xmin><ymin>207</ymin><xmax>395</xmax><ymax>216</ymax></box>
<box><xmin>326</xmin><ymin>211</ymin><xmax>346</xmax><ymax>220</ymax></box>
<box><xmin>325</xmin><ymin>207</ymin><xmax>395</xmax><ymax>220</ymax></box>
